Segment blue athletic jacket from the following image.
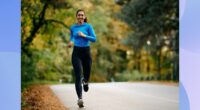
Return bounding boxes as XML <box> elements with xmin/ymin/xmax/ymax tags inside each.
<box><xmin>70</xmin><ymin>23</ymin><xmax>96</xmax><ymax>47</ymax></box>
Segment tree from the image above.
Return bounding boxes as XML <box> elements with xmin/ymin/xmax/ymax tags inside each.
<box><xmin>117</xmin><ymin>0</ymin><xmax>179</xmax><ymax>80</ymax></box>
<box><xmin>21</xmin><ymin>0</ymin><xmax>75</xmax><ymax>83</ymax></box>
<box><xmin>21</xmin><ymin>0</ymin><xmax>71</xmax><ymax>56</ymax></box>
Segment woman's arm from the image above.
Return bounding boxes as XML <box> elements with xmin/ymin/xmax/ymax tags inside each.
<box><xmin>86</xmin><ymin>25</ymin><xmax>96</xmax><ymax>42</ymax></box>
<box><xmin>78</xmin><ymin>25</ymin><xmax>96</xmax><ymax>42</ymax></box>
<box><xmin>67</xmin><ymin>29</ymin><xmax>74</xmax><ymax>48</ymax></box>
<box><xmin>69</xmin><ymin>29</ymin><xmax>74</xmax><ymax>42</ymax></box>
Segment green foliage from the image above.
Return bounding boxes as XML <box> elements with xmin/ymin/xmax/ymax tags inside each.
<box><xmin>21</xmin><ymin>50</ymin><xmax>37</xmax><ymax>82</ymax></box>
<box><xmin>119</xmin><ymin>0</ymin><xmax>178</xmax><ymax>47</ymax></box>
<box><xmin>115</xmin><ymin>70</ymin><xmax>156</xmax><ymax>81</ymax></box>
<box><xmin>118</xmin><ymin>0</ymin><xmax>179</xmax><ymax>80</ymax></box>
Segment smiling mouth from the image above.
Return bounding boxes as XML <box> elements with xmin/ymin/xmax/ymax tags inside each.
<box><xmin>78</xmin><ymin>19</ymin><xmax>84</xmax><ymax>22</ymax></box>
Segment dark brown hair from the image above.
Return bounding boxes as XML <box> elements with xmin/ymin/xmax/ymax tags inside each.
<box><xmin>76</xmin><ymin>9</ymin><xmax>87</xmax><ymax>22</ymax></box>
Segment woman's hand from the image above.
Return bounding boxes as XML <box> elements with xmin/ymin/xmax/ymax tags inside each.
<box><xmin>67</xmin><ymin>41</ymin><xmax>73</xmax><ymax>48</ymax></box>
<box><xmin>78</xmin><ymin>31</ymin><xmax>86</xmax><ymax>38</ymax></box>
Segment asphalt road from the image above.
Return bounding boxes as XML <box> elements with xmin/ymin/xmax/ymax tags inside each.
<box><xmin>50</xmin><ymin>82</ymin><xmax>178</xmax><ymax>110</ymax></box>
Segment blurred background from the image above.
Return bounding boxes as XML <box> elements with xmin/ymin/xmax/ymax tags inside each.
<box><xmin>21</xmin><ymin>0</ymin><xmax>179</xmax><ymax>87</ymax></box>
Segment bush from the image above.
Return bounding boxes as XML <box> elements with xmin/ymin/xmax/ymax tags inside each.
<box><xmin>114</xmin><ymin>70</ymin><xmax>158</xmax><ymax>81</ymax></box>
<box><xmin>90</xmin><ymin>73</ymin><xmax>107</xmax><ymax>82</ymax></box>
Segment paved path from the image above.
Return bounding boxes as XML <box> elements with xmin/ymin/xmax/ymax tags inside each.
<box><xmin>50</xmin><ymin>82</ymin><xmax>178</xmax><ymax>110</ymax></box>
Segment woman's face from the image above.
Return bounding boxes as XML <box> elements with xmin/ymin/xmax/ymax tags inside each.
<box><xmin>76</xmin><ymin>11</ymin><xmax>85</xmax><ymax>23</ymax></box>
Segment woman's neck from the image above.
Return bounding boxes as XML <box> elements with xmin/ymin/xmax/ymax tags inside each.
<box><xmin>77</xmin><ymin>22</ymin><xmax>84</xmax><ymax>25</ymax></box>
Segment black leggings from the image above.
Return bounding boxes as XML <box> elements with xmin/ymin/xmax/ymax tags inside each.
<box><xmin>72</xmin><ymin>46</ymin><xmax>92</xmax><ymax>99</ymax></box>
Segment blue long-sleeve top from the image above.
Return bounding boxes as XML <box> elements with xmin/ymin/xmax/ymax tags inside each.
<box><xmin>70</xmin><ymin>22</ymin><xmax>96</xmax><ymax>47</ymax></box>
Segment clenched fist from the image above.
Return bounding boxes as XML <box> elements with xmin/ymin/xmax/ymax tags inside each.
<box><xmin>78</xmin><ymin>31</ymin><xmax>86</xmax><ymax>38</ymax></box>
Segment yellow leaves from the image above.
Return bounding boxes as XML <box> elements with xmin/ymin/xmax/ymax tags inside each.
<box><xmin>64</xmin><ymin>17</ymin><xmax>74</xmax><ymax>26</ymax></box>
<box><xmin>31</xmin><ymin>34</ymin><xmax>45</xmax><ymax>50</ymax></box>
<box><xmin>22</xmin><ymin>25</ymin><xmax>31</xmax><ymax>41</ymax></box>
<box><xmin>53</xmin><ymin>56</ymin><xmax>63</xmax><ymax>66</ymax></box>
<box><xmin>72</xmin><ymin>0</ymin><xmax>93</xmax><ymax>10</ymax></box>
<box><xmin>37</xmin><ymin>59</ymin><xmax>46</xmax><ymax>72</ymax></box>
<box><xmin>108</xmin><ymin>19</ymin><xmax>131</xmax><ymax>40</ymax></box>
<box><xmin>22</xmin><ymin>85</ymin><xmax>68</xmax><ymax>110</ymax></box>
<box><xmin>161</xmin><ymin>46</ymin><xmax>169</xmax><ymax>54</ymax></box>
<box><xmin>25</xmin><ymin>26</ymin><xmax>31</xmax><ymax>34</ymax></box>
<box><xmin>127</xmin><ymin>60</ymin><xmax>135</xmax><ymax>70</ymax></box>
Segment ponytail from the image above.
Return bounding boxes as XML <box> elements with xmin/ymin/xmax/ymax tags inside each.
<box><xmin>84</xmin><ymin>17</ymin><xmax>87</xmax><ymax>22</ymax></box>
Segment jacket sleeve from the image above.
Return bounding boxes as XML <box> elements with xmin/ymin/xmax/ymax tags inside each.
<box><xmin>69</xmin><ymin>28</ymin><xmax>74</xmax><ymax>42</ymax></box>
<box><xmin>85</xmin><ymin>24</ymin><xmax>96</xmax><ymax>42</ymax></box>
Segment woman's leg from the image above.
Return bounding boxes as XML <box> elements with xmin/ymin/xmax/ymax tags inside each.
<box><xmin>72</xmin><ymin>53</ymin><xmax>83</xmax><ymax>99</ymax></box>
<box><xmin>82</xmin><ymin>48</ymin><xmax>92</xmax><ymax>83</ymax></box>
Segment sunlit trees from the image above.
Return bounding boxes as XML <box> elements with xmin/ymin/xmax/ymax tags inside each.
<box><xmin>21</xmin><ymin>0</ymin><xmax>179</xmax><ymax>84</ymax></box>
<box><xmin>117</xmin><ymin>0</ymin><xmax>179</xmax><ymax>80</ymax></box>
